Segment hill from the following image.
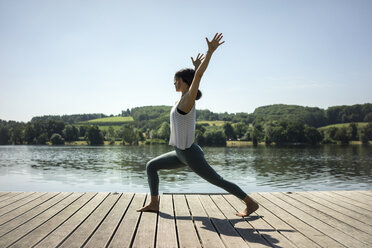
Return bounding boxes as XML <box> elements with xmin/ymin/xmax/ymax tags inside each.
<box><xmin>253</xmin><ymin>104</ymin><xmax>327</xmax><ymax>127</ymax></box>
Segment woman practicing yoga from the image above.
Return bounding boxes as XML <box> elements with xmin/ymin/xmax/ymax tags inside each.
<box><xmin>137</xmin><ymin>33</ymin><xmax>259</xmax><ymax>217</ymax></box>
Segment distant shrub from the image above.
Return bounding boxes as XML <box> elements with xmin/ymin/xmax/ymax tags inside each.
<box><xmin>50</xmin><ymin>133</ymin><xmax>65</xmax><ymax>145</ymax></box>
<box><xmin>0</xmin><ymin>126</ymin><xmax>10</xmax><ymax>145</ymax></box>
<box><xmin>335</xmin><ymin>127</ymin><xmax>351</xmax><ymax>144</ymax></box>
<box><xmin>321</xmin><ymin>137</ymin><xmax>337</xmax><ymax>144</ymax></box>
<box><xmin>37</xmin><ymin>133</ymin><xmax>49</xmax><ymax>145</ymax></box>
<box><xmin>360</xmin><ymin>122</ymin><xmax>372</xmax><ymax>144</ymax></box>
<box><xmin>203</xmin><ymin>130</ymin><xmax>226</xmax><ymax>146</ymax></box>
<box><xmin>109</xmin><ymin>138</ymin><xmax>115</xmax><ymax>145</ymax></box>
<box><xmin>86</xmin><ymin>126</ymin><xmax>104</xmax><ymax>145</ymax></box>
<box><xmin>304</xmin><ymin>126</ymin><xmax>323</xmax><ymax>144</ymax></box>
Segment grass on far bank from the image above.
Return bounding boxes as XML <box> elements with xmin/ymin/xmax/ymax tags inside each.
<box><xmin>318</xmin><ymin>122</ymin><xmax>369</xmax><ymax>131</ymax></box>
<box><xmin>87</xmin><ymin>116</ymin><xmax>134</xmax><ymax>123</ymax></box>
<box><xmin>76</xmin><ymin>116</ymin><xmax>134</xmax><ymax>126</ymax></box>
<box><xmin>197</xmin><ymin>121</ymin><xmax>227</xmax><ymax>126</ymax></box>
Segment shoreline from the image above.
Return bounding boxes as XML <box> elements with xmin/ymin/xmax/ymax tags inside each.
<box><xmin>1</xmin><ymin>140</ymin><xmax>371</xmax><ymax>147</ymax></box>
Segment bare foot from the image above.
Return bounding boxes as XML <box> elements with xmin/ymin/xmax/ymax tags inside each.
<box><xmin>136</xmin><ymin>195</ymin><xmax>160</xmax><ymax>212</ymax></box>
<box><xmin>136</xmin><ymin>203</ymin><xmax>159</xmax><ymax>212</ymax></box>
<box><xmin>236</xmin><ymin>196</ymin><xmax>259</xmax><ymax>217</ymax></box>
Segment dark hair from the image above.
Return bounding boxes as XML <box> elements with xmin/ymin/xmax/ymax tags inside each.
<box><xmin>174</xmin><ymin>68</ymin><xmax>202</xmax><ymax>100</ymax></box>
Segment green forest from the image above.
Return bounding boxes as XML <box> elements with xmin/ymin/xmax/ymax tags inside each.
<box><xmin>1</xmin><ymin>103</ymin><xmax>372</xmax><ymax>146</ymax></box>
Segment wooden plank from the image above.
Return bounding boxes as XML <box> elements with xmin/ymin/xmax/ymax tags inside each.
<box><xmin>59</xmin><ymin>193</ymin><xmax>119</xmax><ymax>248</ymax></box>
<box><xmin>302</xmin><ymin>191</ymin><xmax>372</xmax><ymax>226</ymax></box>
<box><xmin>132</xmin><ymin>194</ymin><xmax>158</xmax><ymax>248</ymax></box>
<box><xmin>84</xmin><ymin>193</ymin><xmax>134</xmax><ymax>248</ymax></box>
<box><xmin>306</xmin><ymin>191</ymin><xmax>372</xmax><ymax>219</ymax></box>
<box><xmin>210</xmin><ymin>194</ymin><xmax>271</xmax><ymax>248</ymax></box>
<box><xmin>279</xmin><ymin>192</ymin><xmax>372</xmax><ymax>244</ymax></box>
<box><xmin>348</xmin><ymin>191</ymin><xmax>372</xmax><ymax>200</ymax></box>
<box><xmin>0</xmin><ymin>192</ymin><xmax>11</xmax><ymax>197</ymax></box>
<box><xmin>0</xmin><ymin>192</ymin><xmax>47</xmax><ymax>217</ymax></box>
<box><xmin>0</xmin><ymin>192</ymin><xmax>80</xmax><ymax>248</ymax></box>
<box><xmin>332</xmin><ymin>191</ymin><xmax>372</xmax><ymax>210</ymax></box>
<box><xmin>0</xmin><ymin>192</ymin><xmax>12</xmax><ymax>199</ymax></box>
<box><xmin>0</xmin><ymin>192</ymin><xmax>24</xmax><ymax>204</ymax></box>
<box><xmin>34</xmin><ymin>192</ymin><xmax>107</xmax><ymax>248</ymax></box>
<box><xmin>185</xmin><ymin>195</ymin><xmax>225</xmax><ymax>248</ymax></box>
<box><xmin>156</xmin><ymin>194</ymin><xmax>178</xmax><ymax>248</ymax></box>
<box><xmin>173</xmin><ymin>194</ymin><xmax>201</xmax><ymax>248</ymax></box>
<box><xmin>0</xmin><ymin>192</ymin><xmax>68</xmax><ymax>237</ymax></box>
<box><xmin>0</xmin><ymin>193</ymin><xmax>58</xmax><ymax>226</ymax></box>
<box><xmin>221</xmin><ymin>194</ymin><xmax>320</xmax><ymax>248</ymax></box>
<box><xmin>108</xmin><ymin>193</ymin><xmax>146</xmax><ymax>248</ymax></box>
<box><xmin>9</xmin><ymin>193</ymin><xmax>95</xmax><ymax>248</ymax></box>
<box><xmin>262</xmin><ymin>192</ymin><xmax>369</xmax><ymax>248</ymax></box>
<box><xmin>0</xmin><ymin>192</ymin><xmax>35</xmax><ymax>209</ymax></box>
<box><xmin>226</xmin><ymin>194</ymin><xmax>301</xmax><ymax>248</ymax></box>
<box><xmin>319</xmin><ymin>191</ymin><xmax>372</xmax><ymax>217</ymax></box>
<box><xmin>198</xmin><ymin>194</ymin><xmax>249</xmax><ymax>248</ymax></box>
<box><xmin>251</xmin><ymin>193</ymin><xmax>344</xmax><ymax>248</ymax></box>
<box><xmin>356</xmin><ymin>190</ymin><xmax>372</xmax><ymax>197</ymax></box>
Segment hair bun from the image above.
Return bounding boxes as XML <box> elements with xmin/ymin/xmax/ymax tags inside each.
<box><xmin>196</xmin><ymin>90</ymin><xmax>202</xmax><ymax>100</ymax></box>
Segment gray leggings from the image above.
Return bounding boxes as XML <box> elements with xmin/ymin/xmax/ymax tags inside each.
<box><xmin>146</xmin><ymin>143</ymin><xmax>247</xmax><ymax>200</ymax></box>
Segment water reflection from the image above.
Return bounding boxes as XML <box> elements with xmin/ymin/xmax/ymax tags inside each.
<box><xmin>0</xmin><ymin>145</ymin><xmax>371</xmax><ymax>192</ymax></box>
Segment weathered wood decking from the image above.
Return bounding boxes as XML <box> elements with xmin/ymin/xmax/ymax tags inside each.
<box><xmin>0</xmin><ymin>190</ymin><xmax>371</xmax><ymax>248</ymax></box>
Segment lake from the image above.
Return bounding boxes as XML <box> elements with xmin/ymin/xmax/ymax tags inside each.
<box><xmin>0</xmin><ymin>145</ymin><xmax>371</xmax><ymax>193</ymax></box>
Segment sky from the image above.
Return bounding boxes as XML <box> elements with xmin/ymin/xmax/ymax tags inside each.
<box><xmin>1</xmin><ymin>0</ymin><xmax>371</xmax><ymax>122</ymax></box>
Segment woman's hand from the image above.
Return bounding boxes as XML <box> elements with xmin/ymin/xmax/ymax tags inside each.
<box><xmin>183</xmin><ymin>32</ymin><xmax>224</xmax><ymax>108</ymax></box>
<box><xmin>191</xmin><ymin>53</ymin><xmax>205</xmax><ymax>70</ymax></box>
<box><xmin>206</xmin><ymin>32</ymin><xmax>225</xmax><ymax>53</ymax></box>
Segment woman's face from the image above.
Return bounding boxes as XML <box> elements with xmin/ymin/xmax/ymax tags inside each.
<box><xmin>174</xmin><ymin>77</ymin><xmax>189</xmax><ymax>92</ymax></box>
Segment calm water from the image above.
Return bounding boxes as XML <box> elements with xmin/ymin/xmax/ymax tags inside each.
<box><xmin>0</xmin><ymin>145</ymin><xmax>371</xmax><ymax>193</ymax></box>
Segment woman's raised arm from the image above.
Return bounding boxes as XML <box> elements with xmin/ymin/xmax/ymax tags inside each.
<box><xmin>194</xmin><ymin>33</ymin><xmax>224</xmax><ymax>79</ymax></box>
<box><xmin>180</xmin><ymin>33</ymin><xmax>224</xmax><ymax>112</ymax></box>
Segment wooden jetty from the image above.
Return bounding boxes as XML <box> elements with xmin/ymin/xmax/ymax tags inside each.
<box><xmin>0</xmin><ymin>190</ymin><xmax>371</xmax><ymax>247</ymax></box>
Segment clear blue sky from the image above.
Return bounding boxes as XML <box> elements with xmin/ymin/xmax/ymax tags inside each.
<box><xmin>1</xmin><ymin>0</ymin><xmax>371</xmax><ymax>122</ymax></box>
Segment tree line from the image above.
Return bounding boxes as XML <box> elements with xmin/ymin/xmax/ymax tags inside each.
<box><xmin>2</xmin><ymin>118</ymin><xmax>371</xmax><ymax>146</ymax></box>
<box><xmin>252</xmin><ymin>103</ymin><xmax>372</xmax><ymax>127</ymax></box>
<box><xmin>29</xmin><ymin>103</ymin><xmax>372</xmax><ymax>128</ymax></box>
<box><xmin>0</xmin><ymin>119</ymin><xmax>146</xmax><ymax>146</ymax></box>
<box><xmin>1</xmin><ymin>103</ymin><xmax>372</xmax><ymax>146</ymax></box>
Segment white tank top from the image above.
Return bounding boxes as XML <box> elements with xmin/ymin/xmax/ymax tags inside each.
<box><xmin>169</xmin><ymin>101</ymin><xmax>196</xmax><ymax>150</ymax></box>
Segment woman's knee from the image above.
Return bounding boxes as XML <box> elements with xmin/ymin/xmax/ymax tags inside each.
<box><xmin>146</xmin><ymin>160</ymin><xmax>157</xmax><ymax>174</ymax></box>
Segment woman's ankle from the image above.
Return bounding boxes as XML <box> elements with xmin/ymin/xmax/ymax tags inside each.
<box><xmin>243</xmin><ymin>195</ymin><xmax>256</xmax><ymax>205</ymax></box>
<box><xmin>150</xmin><ymin>195</ymin><xmax>159</xmax><ymax>204</ymax></box>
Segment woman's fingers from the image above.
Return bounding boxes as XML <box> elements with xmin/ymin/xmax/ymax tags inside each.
<box><xmin>206</xmin><ymin>33</ymin><xmax>225</xmax><ymax>50</ymax></box>
<box><xmin>210</xmin><ymin>33</ymin><xmax>224</xmax><ymax>43</ymax></box>
<box><xmin>212</xmin><ymin>33</ymin><xmax>222</xmax><ymax>41</ymax></box>
<box><xmin>197</xmin><ymin>53</ymin><xmax>204</xmax><ymax>60</ymax></box>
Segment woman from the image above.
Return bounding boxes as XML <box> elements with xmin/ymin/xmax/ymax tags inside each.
<box><xmin>137</xmin><ymin>33</ymin><xmax>259</xmax><ymax>217</ymax></box>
